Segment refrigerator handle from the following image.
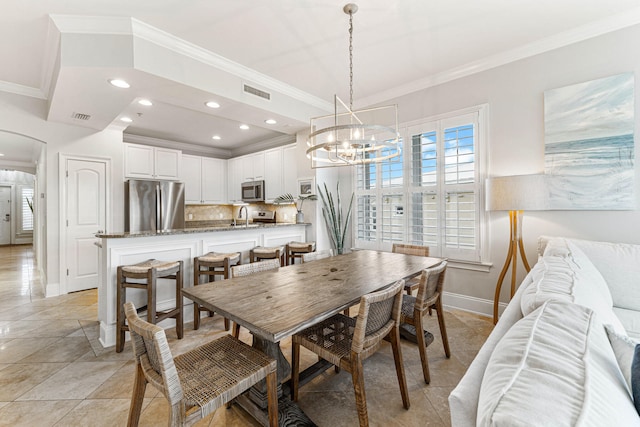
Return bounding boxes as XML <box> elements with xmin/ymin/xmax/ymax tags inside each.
<box><xmin>156</xmin><ymin>183</ymin><xmax>162</xmax><ymax>230</ymax></box>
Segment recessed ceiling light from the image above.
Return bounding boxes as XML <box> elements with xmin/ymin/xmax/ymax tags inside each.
<box><xmin>109</xmin><ymin>79</ymin><xmax>130</xmax><ymax>89</ymax></box>
<box><xmin>0</xmin><ymin>153</ymin><xmax>4</xmax><ymax>157</ymax></box>
<box><xmin>265</xmin><ymin>119</ymin><xmax>277</xmax><ymax>125</ymax></box>
<box><xmin>138</xmin><ymin>99</ymin><xmax>152</xmax><ymax>106</ymax></box>
<box><xmin>212</xmin><ymin>135</ymin><xmax>221</xmax><ymax>140</ymax></box>
<box><xmin>120</xmin><ymin>117</ymin><xmax>133</xmax><ymax>123</ymax></box>
<box><xmin>239</xmin><ymin>124</ymin><xmax>250</xmax><ymax>130</ymax></box>
<box><xmin>205</xmin><ymin>101</ymin><xmax>220</xmax><ymax>109</ymax></box>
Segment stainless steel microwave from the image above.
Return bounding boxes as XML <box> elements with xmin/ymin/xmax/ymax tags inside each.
<box><xmin>241</xmin><ymin>180</ymin><xmax>265</xmax><ymax>202</ymax></box>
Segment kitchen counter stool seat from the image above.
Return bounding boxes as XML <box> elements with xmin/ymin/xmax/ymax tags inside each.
<box><xmin>250</xmin><ymin>246</ymin><xmax>285</xmax><ymax>267</ymax></box>
<box><xmin>116</xmin><ymin>259</ymin><xmax>184</xmax><ymax>353</ymax></box>
<box><xmin>286</xmin><ymin>241</ymin><xmax>316</xmax><ymax>265</ymax></box>
<box><xmin>192</xmin><ymin>252</ymin><xmax>241</xmax><ymax>331</ymax></box>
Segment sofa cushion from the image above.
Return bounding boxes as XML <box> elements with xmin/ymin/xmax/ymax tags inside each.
<box><xmin>614</xmin><ymin>307</ymin><xmax>640</xmax><ymax>340</ymax></box>
<box><xmin>567</xmin><ymin>238</ymin><xmax>640</xmax><ymax>312</ymax></box>
<box><xmin>605</xmin><ymin>324</ymin><xmax>638</xmax><ymax>392</ymax></box>
<box><xmin>521</xmin><ymin>238</ymin><xmax>625</xmax><ymax>335</ymax></box>
<box><xmin>477</xmin><ymin>300</ymin><xmax>639</xmax><ymax>427</ymax></box>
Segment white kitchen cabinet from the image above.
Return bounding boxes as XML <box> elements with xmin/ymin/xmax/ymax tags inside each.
<box><xmin>282</xmin><ymin>144</ymin><xmax>298</xmax><ymax>196</ymax></box>
<box><xmin>241</xmin><ymin>152</ymin><xmax>265</xmax><ymax>182</ymax></box>
<box><xmin>201</xmin><ymin>157</ymin><xmax>226</xmax><ymax>203</ymax></box>
<box><xmin>181</xmin><ymin>155</ymin><xmax>202</xmax><ymax>204</ymax></box>
<box><xmin>227</xmin><ymin>157</ymin><xmax>242</xmax><ymax>203</ymax></box>
<box><xmin>264</xmin><ymin>147</ymin><xmax>283</xmax><ymax>200</ymax></box>
<box><xmin>182</xmin><ymin>155</ymin><xmax>227</xmax><ymax>204</ymax></box>
<box><xmin>124</xmin><ymin>143</ymin><xmax>181</xmax><ymax>180</ymax></box>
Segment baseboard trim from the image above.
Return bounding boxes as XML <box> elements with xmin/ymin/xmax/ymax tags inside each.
<box><xmin>442</xmin><ymin>291</ymin><xmax>508</xmax><ymax>318</ymax></box>
<box><xmin>45</xmin><ymin>282</ymin><xmax>61</xmax><ymax>298</ymax></box>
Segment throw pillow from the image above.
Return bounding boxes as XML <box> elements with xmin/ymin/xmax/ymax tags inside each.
<box><xmin>632</xmin><ymin>344</ymin><xmax>640</xmax><ymax>415</ymax></box>
<box><xmin>605</xmin><ymin>324</ymin><xmax>639</xmax><ymax>392</ymax></box>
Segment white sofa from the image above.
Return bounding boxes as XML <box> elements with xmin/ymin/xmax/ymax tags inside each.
<box><xmin>449</xmin><ymin>236</ymin><xmax>640</xmax><ymax>426</ymax></box>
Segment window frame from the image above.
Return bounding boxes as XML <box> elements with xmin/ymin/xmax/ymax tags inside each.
<box><xmin>17</xmin><ymin>185</ymin><xmax>34</xmax><ymax>236</ymax></box>
<box><xmin>353</xmin><ymin>104</ymin><xmax>489</xmax><ymax>267</ymax></box>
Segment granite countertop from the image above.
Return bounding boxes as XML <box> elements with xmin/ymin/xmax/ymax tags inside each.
<box><xmin>96</xmin><ymin>222</ymin><xmax>310</xmax><ymax>238</ymax></box>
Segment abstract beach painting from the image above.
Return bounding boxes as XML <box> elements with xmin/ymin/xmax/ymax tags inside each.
<box><xmin>544</xmin><ymin>73</ymin><xmax>635</xmax><ymax>210</ymax></box>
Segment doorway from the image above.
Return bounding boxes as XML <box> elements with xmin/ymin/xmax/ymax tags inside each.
<box><xmin>0</xmin><ymin>186</ymin><xmax>10</xmax><ymax>245</ymax></box>
<box><xmin>62</xmin><ymin>157</ymin><xmax>108</xmax><ymax>293</ymax></box>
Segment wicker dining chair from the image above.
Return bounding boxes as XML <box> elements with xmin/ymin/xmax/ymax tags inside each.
<box><xmin>301</xmin><ymin>249</ymin><xmax>333</xmax><ymax>263</ymax></box>
<box><xmin>392</xmin><ymin>243</ymin><xmax>430</xmax><ymax>294</ymax></box>
<box><xmin>229</xmin><ymin>258</ymin><xmax>281</xmax><ymax>338</ymax></box>
<box><xmin>291</xmin><ymin>279</ymin><xmax>410</xmax><ymax>427</ymax></box>
<box><xmin>123</xmin><ymin>302</ymin><xmax>278</xmax><ymax>427</ymax></box>
<box><xmin>400</xmin><ymin>261</ymin><xmax>449</xmax><ymax>384</ymax></box>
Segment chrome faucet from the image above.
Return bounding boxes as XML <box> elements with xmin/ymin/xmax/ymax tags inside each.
<box><xmin>238</xmin><ymin>206</ymin><xmax>249</xmax><ymax>227</ymax></box>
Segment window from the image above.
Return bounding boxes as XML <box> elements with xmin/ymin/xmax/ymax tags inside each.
<box><xmin>354</xmin><ymin>106</ymin><xmax>487</xmax><ymax>263</ymax></box>
<box><xmin>18</xmin><ymin>186</ymin><xmax>34</xmax><ymax>234</ymax></box>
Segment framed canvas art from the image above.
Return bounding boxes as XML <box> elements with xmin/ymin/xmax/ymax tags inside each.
<box><xmin>544</xmin><ymin>73</ymin><xmax>635</xmax><ymax>210</ymax></box>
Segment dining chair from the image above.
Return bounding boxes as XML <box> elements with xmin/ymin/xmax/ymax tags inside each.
<box><xmin>301</xmin><ymin>249</ymin><xmax>333</xmax><ymax>263</ymax></box>
<box><xmin>392</xmin><ymin>243</ymin><xmax>430</xmax><ymax>294</ymax></box>
<box><xmin>123</xmin><ymin>302</ymin><xmax>278</xmax><ymax>427</ymax></box>
<box><xmin>291</xmin><ymin>279</ymin><xmax>409</xmax><ymax>427</ymax></box>
<box><xmin>400</xmin><ymin>261</ymin><xmax>449</xmax><ymax>384</ymax></box>
<box><xmin>230</xmin><ymin>258</ymin><xmax>281</xmax><ymax>338</ymax></box>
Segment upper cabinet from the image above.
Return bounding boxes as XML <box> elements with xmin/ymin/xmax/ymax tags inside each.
<box><xmin>241</xmin><ymin>152</ymin><xmax>265</xmax><ymax>182</ymax></box>
<box><xmin>227</xmin><ymin>143</ymin><xmax>298</xmax><ymax>203</ymax></box>
<box><xmin>124</xmin><ymin>143</ymin><xmax>181</xmax><ymax>180</ymax></box>
<box><xmin>282</xmin><ymin>144</ymin><xmax>298</xmax><ymax>197</ymax></box>
<box><xmin>264</xmin><ymin>147</ymin><xmax>283</xmax><ymax>200</ymax></box>
<box><xmin>227</xmin><ymin>157</ymin><xmax>242</xmax><ymax>203</ymax></box>
<box><xmin>182</xmin><ymin>154</ymin><xmax>227</xmax><ymax>204</ymax></box>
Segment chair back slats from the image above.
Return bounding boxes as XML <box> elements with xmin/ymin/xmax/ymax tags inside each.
<box><xmin>352</xmin><ymin>279</ymin><xmax>404</xmax><ymax>353</ymax></box>
<box><xmin>415</xmin><ymin>261</ymin><xmax>447</xmax><ymax>310</ymax></box>
<box><xmin>301</xmin><ymin>250</ymin><xmax>333</xmax><ymax>263</ymax></box>
<box><xmin>231</xmin><ymin>258</ymin><xmax>280</xmax><ymax>277</ymax></box>
<box><xmin>124</xmin><ymin>301</ymin><xmax>184</xmax><ymax>405</ymax></box>
<box><xmin>392</xmin><ymin>243</ymin><xmax>429</xmax><ymax>257</ymax></box>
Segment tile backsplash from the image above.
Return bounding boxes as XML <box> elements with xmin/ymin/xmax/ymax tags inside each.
<box><xmin>185</xmin><ymin>203</ymin><xmax>298</xmax><ymax>224</ymax></box>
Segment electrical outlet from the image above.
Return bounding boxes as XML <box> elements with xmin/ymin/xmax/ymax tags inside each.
<box><xmin>188</xmin><ymin>213</ymin><xmax>193</xmax><ymax>220</ymax></box>
<box><xmin>219</xmin><ymin>213</ymin><xmax>223</xmax><ymax>219</ymax></box>
<box><xmin>284</xmin><ymin>213</ymin><xmax>288</xmax><ymax>220</ymax></box>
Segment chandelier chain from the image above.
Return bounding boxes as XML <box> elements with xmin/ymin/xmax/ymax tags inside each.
<box><xmin>348</xmin><ymin>10</ymin><xmax>354</xmax><ymax>110</ymax></box>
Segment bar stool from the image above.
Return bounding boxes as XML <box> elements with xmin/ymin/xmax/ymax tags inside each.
<box><xmin>116</xmin><ymin>259</ymin><xmax>184</xmax><ymax>353</ymax></box>
<box><xmin>250</xmin><ymin>246</ymin><xmax>286</xmax><ymax>267</ymax></box>
<box><xmin>286</xmin><ymin>241</ymin><xmax>316</xmax><ymax>265</ymax></box>
<box><xmin>192</xmin><ymin>251</ymin><xmax>241</xmax><ymax>330</ymax></box>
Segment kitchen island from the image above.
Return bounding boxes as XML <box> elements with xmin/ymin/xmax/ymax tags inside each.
<box><xmin>96</xmin><ymin>223</ymin><xmax>309</xmax><ymax>348</ymax></box>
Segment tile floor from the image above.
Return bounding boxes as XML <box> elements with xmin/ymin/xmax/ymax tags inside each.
<box><xmin>0</xmin><ymin>245</ymin><xmax>493</xmax><ymax>427</ymax></box>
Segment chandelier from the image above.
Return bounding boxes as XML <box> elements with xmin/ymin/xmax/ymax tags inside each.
<box><xmin>307</xmin><ymin>3</ymin><xmax>401</xmax><ymax>168</ymax></box>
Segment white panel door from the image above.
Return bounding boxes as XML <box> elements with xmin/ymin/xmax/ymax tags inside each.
<box><xmin>0</xmin><ymin>187</ymin><xmax>10</xmax><ymax>245</ymax></box>
<box><xmin>66</xmin><ymin>159</ymin><xmax>106</xmax><ymax>293</ymax></box>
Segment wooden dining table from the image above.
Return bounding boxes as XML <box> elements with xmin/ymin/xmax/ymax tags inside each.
<box><xmin>182</xmin><ymin>249</ymin><xmax>443</xmax><ymax>426</ymax></box>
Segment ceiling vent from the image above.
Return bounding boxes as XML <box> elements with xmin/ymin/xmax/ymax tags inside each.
<box><xmin>71</xmin><ymin>112</ymin><xmax>91</xmax><ymax>121</ymax></box>
<box><xmin>243</xmin><ymin>84</ymin><xmax>271</xmax><ymax>101</ymax></box>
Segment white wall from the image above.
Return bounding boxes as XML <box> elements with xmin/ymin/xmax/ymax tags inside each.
<box><xmin>382</xmin><ymin>24</ymin><xmax>640</xmax><ymax>315</ymax></box>
<box><xmin>0</xmin><ymin>91</ymin><xmax>125</xmax><ymax>296</ymax></box>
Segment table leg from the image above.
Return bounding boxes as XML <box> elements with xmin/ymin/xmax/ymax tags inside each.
<box><xmin>235</xmin><ymin>336</ymin><xmax>317</xmax><ymax>427</ymax></box>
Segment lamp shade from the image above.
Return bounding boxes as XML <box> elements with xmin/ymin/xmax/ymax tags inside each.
<box><xmin>486</xmin><ymin>174</ymin><xmax>548</xmax><ymax>211</ymax></box>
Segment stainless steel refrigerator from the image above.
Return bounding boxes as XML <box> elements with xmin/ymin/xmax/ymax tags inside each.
<box><xmin>125</xmin><ymin>180</ymin><xmax>185</xmax><ymax>232</ymax></box>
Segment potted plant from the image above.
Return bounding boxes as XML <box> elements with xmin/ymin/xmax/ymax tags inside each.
<box><xmin>317</xmin><ymin>182</ymin><xmax>354</xmax><ymax>254</ymax></box>
<box><xmin>273</xmin><ymin>193</ymin><xmax>318</xmax><ymax>223</ymax></box>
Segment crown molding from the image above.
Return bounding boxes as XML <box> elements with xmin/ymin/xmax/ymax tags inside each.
<box><xmin>123</xmin><ymin>133</ymin><xmax>232</xmax><ymax>158</ymax></box>
<box><xmin>0</xmin><ymin>81</ymin><xmax>46</xmax><ymax>100</ymax></box>
<box><xmin>357</xmin><ymin>8</ymin><xmax>640</xmax><ymax>108</ymax></box>
<box><xmin>230</xmin><ymin>134</ymin><xmax>296</xmax><ymax>158</ymax></box>
<box><xmin>47</xmin><ymin>15</ymin><xmax>332</xmax><ymax>113</ymax></box>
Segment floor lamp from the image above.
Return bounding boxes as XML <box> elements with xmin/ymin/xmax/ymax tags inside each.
<box><xmin>486</xmin><ymin>174</ymin><xmax>547</xmax><ymax>324</ymax></box>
